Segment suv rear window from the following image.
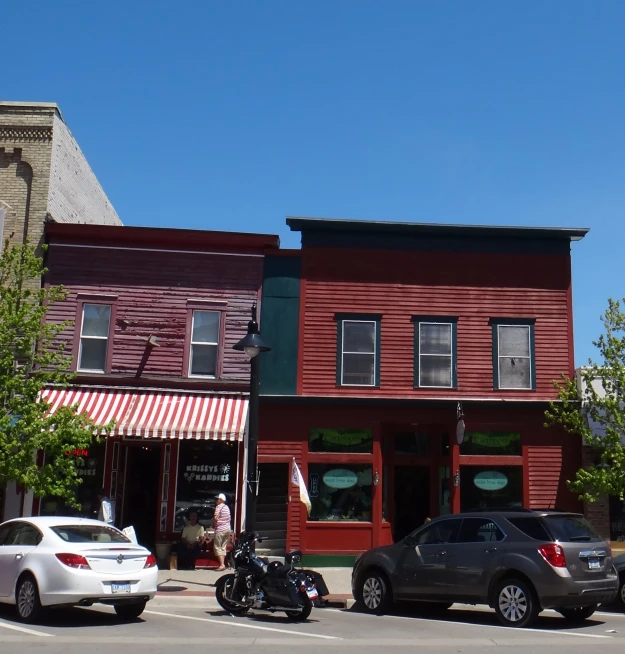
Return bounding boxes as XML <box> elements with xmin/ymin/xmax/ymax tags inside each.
<box><xmin>50</xmin><ymin>525</ymin><xmax>130</xmax><ymax>543</ymax></box>
<box><xmin>507</xmin><ymin>517</ymin><xmax>551</xmax><ymax>541</ymax></box>
<box><xmin>543</xmin><ymin>515</ymin><xmax>602</xmax><ymax>543</ymax></box>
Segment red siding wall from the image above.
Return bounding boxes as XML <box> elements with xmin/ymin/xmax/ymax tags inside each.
<box><xmin>301</xmin><ymin>249</ymin><xmax>573</xmax><ymax>400</ymax></box>
<box><xmin>45</xmin><ymin>244</ymin><xmax>263</xmax><ymax>381</ymax></box>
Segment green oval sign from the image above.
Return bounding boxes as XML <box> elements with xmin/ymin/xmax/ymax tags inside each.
<box><xmin>323</xmin><ymin>469</ymin><xmax>358</xmax><ymax>489</ymax></box>
<box><xmin>473</xmin><ymin>471</ymin><xmax>508</xmax><ymax>491</ymax></box>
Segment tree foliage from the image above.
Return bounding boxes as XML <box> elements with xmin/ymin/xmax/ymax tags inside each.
<box><xmin>0</xmin><ymin>241</ymin><xmax>111</xmax><ymax>506</ymax></box>
<box><xmin>546</xmin><ymin>298</ymin><xmax>625</xmax><ymax>502</ymax></box>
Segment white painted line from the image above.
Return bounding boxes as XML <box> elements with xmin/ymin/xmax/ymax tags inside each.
<box><xmin>0</xmin><ymin>619</ymin><xmax>53</xmax><ymax>637</ymax></box>
<box><xmin>322</xmin><ymin>609</ymin><xmax>611</xmax><ymax>639</ymax></box>
<box><xmin>144</xmin><ymin>609</ymin><xmax>340</xmax><ymax>640</ymax></box>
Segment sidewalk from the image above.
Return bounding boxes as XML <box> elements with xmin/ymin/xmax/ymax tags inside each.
<box><xmin>157</xmin><ymin>567</ymin><xmax>354</xmax><ymax>608</ymax></box>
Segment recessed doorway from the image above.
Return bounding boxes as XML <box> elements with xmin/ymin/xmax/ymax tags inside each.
<box><xmin>393</xmin><ymin>466</ymin><xmax>430</xmax><ymax>542</ymax></box>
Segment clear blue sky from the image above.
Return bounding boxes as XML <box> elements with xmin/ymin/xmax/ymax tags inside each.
<box><xmin>3</xmin><ymin>1</ymin><xmax>625</xmax><ymax>366</ymax></box>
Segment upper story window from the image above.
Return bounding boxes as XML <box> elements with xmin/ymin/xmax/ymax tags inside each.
<box><xmin>78</xmin><ymin>303</ymin><xmax>112</xmax><ymax>373</ymax></box>
<box><xmin>491</xmin><ymin>319</ymin><xmax>535</xmax><ymax>390</ymax></box>
<box><xmin>189</xmin><ymin>310</ymin><xmax>220</xmax><ymax>377</ymax></box>
<box><xmin>413</xmin><ymin>317</ymin><xmax>457</xmax><ymax>388</ymax></box>
<box><xmin>335</xmin><ymin>314</ymin><xmax>381</xmax><ymax>387</ymax></box>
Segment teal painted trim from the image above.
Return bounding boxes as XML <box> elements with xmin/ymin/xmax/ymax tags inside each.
<box><xmin>490</xmin><ymin>318</ymin><xmax>536</xmax><ymax>391</ymax></box>
<box><xmin>413</xmin><ymin>317</ymin><xmax>458</xmax><ymax>389</ymax></box>
<box><xmin>335</xmin><ymin>314</ymin><xmax>382</xmax><ymax>388</ymax></box>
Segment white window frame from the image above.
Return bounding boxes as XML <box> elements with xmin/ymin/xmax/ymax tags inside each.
<box><xmin>77</xmin><ymin>303</ymin><xmax>112</xmax><ymax>373</ymax></box>
<box><xmin>418</xmin><ymin>321</ymin><xmax>454</xmax><ymax>388</ymax></box>
<box><xmin>497</xmin><ymin>324</ymin><xmax>532</xmax><ymax>390</ymax></box>
<box><xmin>341</xmin><ymin>319</ymin><xmax>377</xmax><ymax>387</ymax></box>
<box><xmin>188</xmin><ymin>310</ymin><xmax>220</xmax><ymax>378</ymax></box>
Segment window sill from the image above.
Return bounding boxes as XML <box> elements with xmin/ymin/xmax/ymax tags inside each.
<box><xmin>77</xmin><ymin>369</ymin><xmax>106</xmax><ymax>374</ymax></box>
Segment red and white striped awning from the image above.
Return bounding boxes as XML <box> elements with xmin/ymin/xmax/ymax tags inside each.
<box><xmin>40</xmin><ymin>388</ymin><xmax>248</xmax><ymax>441</ymax></box>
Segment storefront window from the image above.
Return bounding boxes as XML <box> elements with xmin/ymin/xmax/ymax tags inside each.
<box><xmin>610</xmin><ymin>496</ymin><xmax>625</xmax><ymax>541</ymax></box>
<box><xmin>460</xmin><ymin>466</ymin><xmax>523</xmax><ymax>511</ymax></box>
<box><xmin>174</xmin><ymin>440</ymin><xmax>238</xmax><ymax>532</ymax></box>
<box><xmin>40</xmin><ymin>440</ymin><xmax>106</xmax><ymax>518</ymax></box>
<box><xmin>308</xmin><ymin>464</ymin><xmax>373</xmax><ymax>521</ymax></box>
<box><xmin>309</xmin><ymin>428</ymin><xmax>372</xmax><ymax>453</ymax></box>
<box><xmin>394</xmin><ymin>431</ymin><xmax>430</xmax><ymax>455</ymax></box>
<box><xmin>460</xmin><ymin>431</ymin><xmax>521</xmax><ymax>456</ymax></box>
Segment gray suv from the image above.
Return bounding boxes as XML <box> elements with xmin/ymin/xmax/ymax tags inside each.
<box><xmin>352</xmin><ymin>509</ymin><xmax>618</xmax><ymax>627</ymax></box>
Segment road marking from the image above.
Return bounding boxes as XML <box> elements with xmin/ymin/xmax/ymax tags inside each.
<box><xmin>144</xmin><ymin>609</ymin><xmax>340</xmax><ymax>639</ymax></box>
<box><xmin>0</xmin><ymin>619</ymin><xmax>53</xmax><ymax>637</ymax></box>
<box><xmin>322</xmin><ymin>609</ymin><xmax>611</xmax><ymax>639</ymax></box>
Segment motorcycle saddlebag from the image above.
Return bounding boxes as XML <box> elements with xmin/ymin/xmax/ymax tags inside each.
<box><xmin>263</xmin><ymin>578</ymin><xmax>304</xmax><ymax>608</ymax></box>
<box><xmin>303</xmin><ymin>570</ymin><xmax>329</xmax><ymax>597</ymax></box>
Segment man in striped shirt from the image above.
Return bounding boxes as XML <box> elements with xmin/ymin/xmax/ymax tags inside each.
<box><xmin>213</xmin><ymin>493</ymin><xmax>232</xmax><ymax>571</ymax></box>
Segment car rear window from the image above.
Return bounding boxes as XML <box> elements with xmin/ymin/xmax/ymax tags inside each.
<box><xmin>543</xmin><ymin>515</ymin><xmax>602</xmax><ymax>543</ymax></box>
<box><xmin>50</xmin><ymin>525</ymin><xmax>130</xmax><ymax>543</ymax></box>
<box><xmin>507</xmin><ymin>517</ymin><xmax>552</xmax><ymax>541</ymax></box>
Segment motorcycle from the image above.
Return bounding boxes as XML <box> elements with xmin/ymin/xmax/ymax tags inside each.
<box><xmin>215</xmin><ymin>531</ymin><xmax>329</xmax><ymax>621</ymax></box>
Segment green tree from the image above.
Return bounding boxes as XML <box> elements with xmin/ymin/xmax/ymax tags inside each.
<box><xmin>0</xmin><ymin>240</ymin><xmax>111</xmax><ymax>506</ymax></box>
<box><xmin>546</xmin><ymin>298</ymin><xmax>625</xmax><ymax>502</ymax></box>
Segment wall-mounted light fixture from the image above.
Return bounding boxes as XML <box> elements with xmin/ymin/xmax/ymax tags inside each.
<box><xmin>456</xmin><ymin>402</ymin><xmax>465</xmax><ymax>445</ymax></box>
<box><xmin>453</xmin><ymin>470</ymin><xmax>460</xmax><ymax>487</ymax></box>
<box><xmin>373</xmin><ymin>470</ymin><xmax>380</xmax><ymax>486</ymax></box>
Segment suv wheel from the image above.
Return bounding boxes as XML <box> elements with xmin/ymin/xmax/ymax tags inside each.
<box><xmin>558</xmin><ymin>605</ymin><xmax>597</xmax><ymax>623</ymax></box>
<box><xmin>619</xmin><ymin>574</ymin><xmax>625</xmax><ymax>608</ymax></box>
<box><xmin>494</xmin><ymin>578</ymin><xmax>539</xmax><ymax>628</ymax></box>
<box><xmin>358</xmin><ymin>571</ymin><xmax>392</xmax><ymax>615</ymax></box>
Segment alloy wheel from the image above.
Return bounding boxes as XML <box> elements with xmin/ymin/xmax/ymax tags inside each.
<box><xmin>18</xmin><ymin>580</ymin><xmax>36</xmax><ymax>618</ymax></box>
<box><xmin>620</xmin><ymin>582</ymin><xmax>625</xmax><ymax>606</ymax></box>
<box><xmin>498</xmin><ymin>584</ymin><xmax>528</xmax><ymax>623</ymax></box>
<box><xmin>362</xmin><ymin>577</ymin><xmax>382</xmax><ymax>610</ymax></box>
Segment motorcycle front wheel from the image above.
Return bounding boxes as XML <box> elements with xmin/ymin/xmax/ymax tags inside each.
<box><xmin>285</xmin><ymin>594</ymin><xmax>313</xmax><ymax>621</ymax></box>
<box><xmin>215</xmin><ymin>574</ymin><xmax>250</xmax><ymax>616</ymax></box>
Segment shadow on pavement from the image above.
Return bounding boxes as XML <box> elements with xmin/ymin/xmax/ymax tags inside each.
<box><xmin>207</xmin><ymin>608</ymin><xmax>322</xmax><ymax>626</ymax></box>
<box><xmin>0</xmin><ymin>604</ymin><xmax>144</xmax><ymax>629</ymax></box>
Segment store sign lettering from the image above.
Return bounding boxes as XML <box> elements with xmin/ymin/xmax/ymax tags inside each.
<box><xmin>474</xmin><ymin>471</ymin><xmax>508</xmax><ymax>491</ymax></box>
<box><xmin>310</xmin><ymin>429</ymin><xmax>371</xmax><ymax>446</ymax></box>
<box><xmin>323</xmin><ymin>469</ymin><xmax>358</xmax><ymax>489</ymax></box>
<box><xmin>184</xmin><ymin>463</ymin><xmax>230</xmax><ymax>483</ymax></box>
<box><xmin>65</xmin><ymin>449</ymin><xmax>89</xmax><ymax>457</ymax></box>
<box><xmin>469</xmin><ymin>432</ymin><xmax>519</xmax><ymax>448</ymax></box>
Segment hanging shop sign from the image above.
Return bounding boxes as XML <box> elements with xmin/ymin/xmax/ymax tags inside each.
<box><xmin>473</xmin><ymin>470</ymin><xmax>508</xmax><ymax>491</ymax></box>
<box><xmin>323</xmin><ymin>468</ymin><xmax>359</xmax><ymax>489</ymax></box>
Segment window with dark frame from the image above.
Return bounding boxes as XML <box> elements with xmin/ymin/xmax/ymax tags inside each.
<box><xmin>189</xmin><ymin>310</ymin><xmax>220</xmax><ymax>377</ymax></box>
<box><xmin>337</xmin><ymin>317</ymin><xmax>379</xmax><ymax>387</ymax></box>
<box><xmin>414</xmin><ymin>318</ymin><xmax>456</xmax><ymax>388</ymax></box>
<box><xmin>492</xmin><ymin>320</ymin><xmax>535</xmax><ymax>390</ymax></box>
<box><xmin>78</xmin><ymin>303</ymin><xmax>112</xmax><ymax>372</ymax></box>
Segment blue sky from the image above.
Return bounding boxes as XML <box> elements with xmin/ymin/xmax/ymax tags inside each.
<box><xmin>3</xmin><ymin>1</ymin><xmax>625</xmax><ymax>366</ymax></box>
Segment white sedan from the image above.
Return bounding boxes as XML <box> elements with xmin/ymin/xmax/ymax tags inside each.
<box><xmin>0</xmin><ymin>516</ymin><xmax>158</xmax><ymax>622</ymax></box>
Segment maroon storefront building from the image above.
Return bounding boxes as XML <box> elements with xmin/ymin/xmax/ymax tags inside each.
<box><xmin>257</xmin><ymin>218</ymin><xmax>589</xmax><ymax>557</ymax></box>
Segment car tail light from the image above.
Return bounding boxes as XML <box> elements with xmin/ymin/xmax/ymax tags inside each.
<box><xmin>538</xmin><ymin>543</ymin><xmax>567</xmax><ymax>568</ymax></box>
<box><xmin>144</xmin><ymin>554</ymin><xmax>157</xmax><ymax>569</ymax></box>
<box><xmin>56</xmin><ymin>553</ymin><xmax>91</xmax><ymax>570</ymax></box>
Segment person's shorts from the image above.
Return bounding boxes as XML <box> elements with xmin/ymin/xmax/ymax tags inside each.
<box><xmin>213</xmin><ymin>530</ymin><xmax>231</xmax><ymax>556</ymax></box>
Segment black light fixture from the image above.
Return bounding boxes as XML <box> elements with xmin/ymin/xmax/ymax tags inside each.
<box><xmin>233</xmin><ymin>303</ymin><xmax>271</xmax><ymax>537</ymax></box>
<box><xmin>456</xmin><ymin>402</ymin><xmax>465</xmax><ymax>445</ymax></box>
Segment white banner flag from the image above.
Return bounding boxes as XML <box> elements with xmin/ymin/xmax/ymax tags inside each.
<box><xmin>291</xmin><ymin>459</ymin><xmax>311</xmax><ymax>516</ymax></box>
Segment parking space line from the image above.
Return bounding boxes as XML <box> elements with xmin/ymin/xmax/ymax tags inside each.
<box><xmin>144</xmin><ymin>609</ymin><xmax>341</xmax><ymax>639</ymax></box>
<box><xmin>322</xmin><ymin>609</ymin><xmax>611</xmax><ymax>639</ymax></box>
<box><xmin>0</xmin><ymin>619</ymin><xmax>54</xmax><ymax>637</ymax></box>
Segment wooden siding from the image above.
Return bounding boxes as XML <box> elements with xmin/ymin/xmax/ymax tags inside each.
<box><xmin>527</xmin><ymin>446</ymin><xmax>563</xmax><ymax>509</ymax></box>
<box><xmin>300</xmin><ymin>248</ymin><xmax>573</xmax><ymax>400</ymax></box>
<box><xmin>45</xmin><ymin>244</ymin><xmax>263</xmax><ymax>381</ymax></box>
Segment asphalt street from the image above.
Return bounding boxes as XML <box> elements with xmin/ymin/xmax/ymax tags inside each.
<box><xmin>2</xmin><ymin>595</ymin><xmax>625</xmax><ymax>653</ymax></box>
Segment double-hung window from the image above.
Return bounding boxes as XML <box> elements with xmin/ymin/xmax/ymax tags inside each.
<box><xmin>413</xmin><ymin>317</ymin><xmax>457</xmax><ymax>388</ymax></box>
<box><xmin>491</xmin><ymin>319</ymin><xmax>535</xmax><ymax>390</ymax></box>
<box><xmin>78</xmin><ymin>304</ymin><xmax>112</xmax><ymax>373</ymax></box>
<box><xmin>189</xmin><ymin>310</ymin><xmax>220</xmax><ymax>377</ymax></box>
<box><xmin>336</xmin><ymin>314</ymin><xmax>381</xmax><ymax>387</ymax></box>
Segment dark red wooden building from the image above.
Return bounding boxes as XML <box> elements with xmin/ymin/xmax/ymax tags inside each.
<box><xmin>39</xmin><ymin>223</ymin><xmax>279</xmax><ymax>551</ymax></box>
<box><xmin>257</xmin><ymin>218</ymin><xmax>589</xmax><ymax>558</ymax></box>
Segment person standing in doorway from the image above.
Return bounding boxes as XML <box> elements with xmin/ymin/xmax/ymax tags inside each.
<box><xmin>213</xmin><ymin>493</ymin><xmax>231</xmax><ymax>571</ymax></box>
<box><xmin>97</xmin><ymin>488</ymin><xmax>115</xmax><ymax>525</ymax></box>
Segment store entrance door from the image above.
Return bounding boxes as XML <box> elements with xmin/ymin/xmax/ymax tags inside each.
<box><xmin>393</xmin><ymin>466</ymin><xmax>430</xmax><ymax>542</ymax></box>
<box><xmin>121</xmin><ymin>445</ymin><xmax>161</xmax><ymax>550</ymax></box>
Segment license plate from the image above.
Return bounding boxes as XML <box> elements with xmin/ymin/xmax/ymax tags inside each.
<box><xmin>111</xmin><ymin>583</ymin><xmax>131</xmax><ymax>594</ymax></box>
<box><xmin>588</xmin><ymin>558</ymin><xmax>601</xmax><ymax>570</ymax></box>
<box><xmin>306</xmin><ymin>588</ymin><xmax>319</xmax><ymax>599</ymax></box>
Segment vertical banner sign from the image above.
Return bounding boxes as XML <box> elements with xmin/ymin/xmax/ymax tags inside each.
<box><xmin>291</xmin><ymin>459</ymin><xmax>312</xmax><ymax>516</ymax></box>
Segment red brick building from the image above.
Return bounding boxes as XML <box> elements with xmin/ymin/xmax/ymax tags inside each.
<box><xmin>39</xmin><ymin>223</ymin><xmax>279</xmax><ymax>550</ymax></box>
<box><xmin>257</xmin><ymin>218</ymin><xmax>589</xmax><ymax>557</ymax></box>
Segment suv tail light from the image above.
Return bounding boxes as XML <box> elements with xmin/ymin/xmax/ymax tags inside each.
<box><xmin>538</xmin><ymin>543</ymin><xmax>567</xmax><ymax>568</ymax></box>
<box><xmin>144</xmin><ymin>554</ymin><xmax>157</xmax><ymax>569</ymax></box>
<box><xmin>56</xmin><ymin>553</ymin><xmax>91</xmax><ymax>570</ymax></box>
